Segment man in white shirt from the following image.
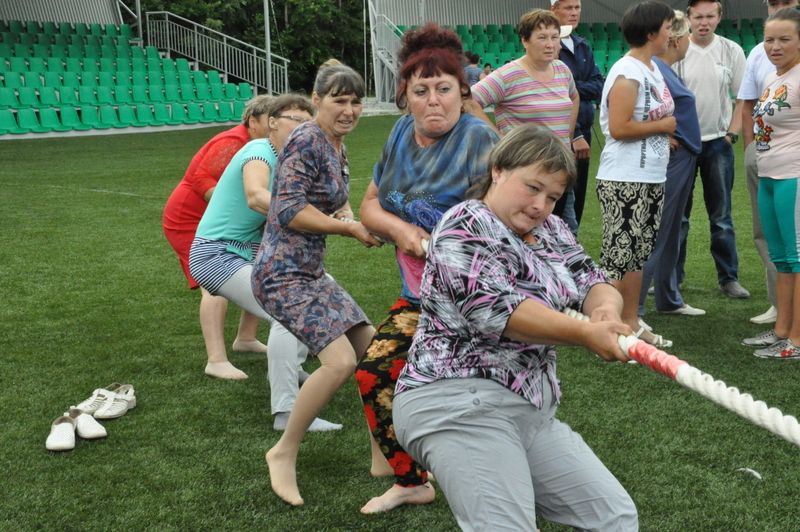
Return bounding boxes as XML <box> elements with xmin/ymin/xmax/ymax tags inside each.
<box><xmin>675</xmin><ymin>0</ymin><xmax>749</xmax><ymax>299</ymax></box>
<box><xmin>738</xmin><ymin>0</ymin><xmax>798</xmax><ymax>326</ymax></box>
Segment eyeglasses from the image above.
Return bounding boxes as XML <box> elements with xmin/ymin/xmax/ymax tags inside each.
<box><xmin>277</xmin><ymin>114</ymin><xmax>310</xmax><ymax>124</ymax></box>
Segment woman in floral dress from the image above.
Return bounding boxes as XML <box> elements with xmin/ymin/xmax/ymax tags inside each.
<box><xmin>251</xmin><ymin>63</ymin><xmax>380</xmax><ymax>506</ymax></box>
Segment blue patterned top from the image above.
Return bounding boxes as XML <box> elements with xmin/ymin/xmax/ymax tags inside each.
<box><xmin>396</xmin><ymin>200</ymin><xmax>608</xmax><ymax>407</ymax></box>
<box><xmin>374</xmin><ymin>113</ymin><xmax>498</xmax><ymax>302</ymax></box>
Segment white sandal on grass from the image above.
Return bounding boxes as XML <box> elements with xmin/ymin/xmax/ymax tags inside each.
<box><xmin>634</xmin><ymin>326</ymin><xmax>673</xmax><ymax>349</ymax></box>
<box><xmin>75</xmin><ymin>383</ymin><xmax>125</xmax><ymax>414</ymax></box>
<box><xmin>94</xmin><ymin>384</ymin><xmax>136</xmax><ymax>419</ymax></box>
<box><xmin>68</xmin><ymin>407</ymin><xmax>107</xmax><ymax>439</ymax></box>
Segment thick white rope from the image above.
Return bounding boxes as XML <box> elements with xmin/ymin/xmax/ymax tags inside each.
<box><xmin>563</xmin><ymin>308</ymin><xmax>800</xmax><ymax>448</ymax></box>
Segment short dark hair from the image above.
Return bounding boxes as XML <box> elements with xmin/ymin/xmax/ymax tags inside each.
<box><xmin>268</xmin><ymin>93</ymin><xmax>315</xmax><ymax>119</ymax></box>
<box><xmin>622</xmin><ymin>1</ymin><xmax>675</xmax><ymax>47</ymax></box>
<box><xmin>517</xmin><ymin>9</ymin><xmax>561</xmax><ymax>41</ymax></box>
<box><xmin>312</xmin><ymin>63</ymin><xmax>365</xmax><ymax>99</ymax></box>
<box><xmin>687</xmin><ymin>0</ymin><xmax>722</xmax><ymax>16</ymax></box>
<box><xmin>766</xmin><ymin>6</ymin><xmax>800</xmax><ymax>35</ymax></box>
<box><xmin>466</xmin><ymin>125</ymin><xmax>576</xmax><ymax>200</ymax></box>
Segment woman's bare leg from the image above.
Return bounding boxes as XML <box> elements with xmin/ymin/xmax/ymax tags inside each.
<box><xmin>266</xmin><ymin>334</ymin><xmax>361</xmax><ymax>506</ymax></box>
<box><xmin>200</xmin><ymin>288</ymin><xmax>247</xmax><ymax>379</ymax></box>
<box><xmin>232</xmin><ymin>310</ymin><xmax>268</xmax><ymax>353</ymax></box>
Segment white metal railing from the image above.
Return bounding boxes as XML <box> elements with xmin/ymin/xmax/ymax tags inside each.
<box><xmin>145</xmin><ymin>11</ymin><xmax>289</xmax><ymax>95</ymax></box>
<box><xmin>368</xmin><ymin>2</ymin><xmax>402</xmax><ymax>104</ymax></box>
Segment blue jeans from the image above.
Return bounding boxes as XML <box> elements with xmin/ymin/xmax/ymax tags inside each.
<box><xmin>677</xmin><ymin>137</ymin><xmax>739</xmax><ymax>285</ymax></box>
<box><xmin>640</xmin><ymin>147</ymin><xmax>697</xmax><ymax>314</ymax></box>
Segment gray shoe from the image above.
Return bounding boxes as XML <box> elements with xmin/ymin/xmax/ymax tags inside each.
<box><xmin>720</xmin><ymin>281</ymin><xmax>751</xmax><ymax>299</ymax></box>
<box><xmin>753</xmin><ymin>339</ymin><xmax>794</xmax><ymax>359</ymax></box>
<box><xmin>742</xmin><ymin>329</ymin><xmax>785</xmax><ymax>347</ymax></box>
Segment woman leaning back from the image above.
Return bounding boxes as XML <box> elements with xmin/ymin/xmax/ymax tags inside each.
<box><xmin>393</xmin><ymin>124</ymin><xmax>638</xmax><ymax>531</ymax></box>
<box><xmin>354</xmin><ymin>23</ymin><xmax>499</xmax><ymax>514</ymax></box>
<box><xmin>596</xmin><ymin>1</ymin><xmax>676</xmax><ymax>347</ymax></box>
<box><xmin>251</xmin><ymin>63</ymin><xmax>381</xmax><ymax>506</ymax></box>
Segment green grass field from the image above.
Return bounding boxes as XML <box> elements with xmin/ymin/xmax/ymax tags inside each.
<box><xmin>1</xmin><ymin>117</ymin><xmax>798</xmax><ymax>531</ymax></box>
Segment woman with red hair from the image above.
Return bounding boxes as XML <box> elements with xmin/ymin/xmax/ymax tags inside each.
<box><xmin>355</xmin><ymin>23</ymin><xmax>498</xmax><ymax>513</ymax></box>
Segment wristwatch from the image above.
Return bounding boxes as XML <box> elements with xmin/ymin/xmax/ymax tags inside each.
<box><xmin>725</xmin><ymin>132</ymin><xmax>738</xmax><ymax>144</ymax></box>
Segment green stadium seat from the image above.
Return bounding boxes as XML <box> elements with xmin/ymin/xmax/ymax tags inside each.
<box><xmin>145</xmin><ymin>46</ymin><xmax>160</xmax><ymax>60</ymax></box>
<box><xmin>131</xmin><ymin>84</ymin><xmax>149</xmax><ymax>103</ymax></box>
<box><xmin>119</xmin><ymin>24</ymin><xmax>132</xmax><ymax>39</ymax></box>
<box><xmin>49</xmin><ymin>43</ymin><xmax>67</xmax><ymax>58</ymax></box>
<box><xmin>80</xmin><ymin>73</ymin><xmax>97</xmax><ymax>87</ymax></box>
<box><xmin>486</xmin><ymin>42</ymin><xmax>501</xmax><ymax>54</ymax></box>
<box><xmin>3</xmin><ymin>72</ymin><xmax>23</xmax><ymax>89</ymax></box>
<box><xmin>116</xmin><ymin>59</ymin><xmax>131</xmax><ymax>73</ymax></box>
<box><xmin>0</xmin><ymin>87</ymin><xmax>19</xmax><ymax>109</ymax></box>
<box><xmin>130</xmin><ymin>46</ymin><xmax>145</xmax><ymax>60</ymax></box>
<box><xmin>19</xmin><ymin>34</ymin><xmax>36</xmax><ymax>47</ymax></box>
<box><xmin>36</xmin><ymin>33</ymin><xmax>52</xmax><ymax>46</ymax></box>
<box><xmin>99</xmin><ymin>104</ymin><xmax>125</xmax><ymax>128</ymax></box>
<box><xmin>78</xmin><ymin>86</ymin><xmax>98</xmax><ymax>105</ymax></box>
<box><xmin>206</xmin><ymin>70</ymin><xmax>221</xmax><ymax>85</ymax></box>
<box><xmin>89</xmin><ymin>23</ymin><xmax>103</xmax><ymax>37</ymax></box>
<box><xmin>68</xmin><ymin>33</ymin><xmax>83</xmax><ymax>46</ymax></box>
<box><xmin>60</xmin><ymin>105</ymin><xmax>91</xmax><ymax>130</ymax></box>
<box><xmin>1</xmin><ymin>32</ymin><xmax>15</xmax><ymax>45</ymax></box>
<box><xmin>210</xmin><ymin>83</ymin><xmax>225</xmax><ymax>101</ymax></box>
<box><xmin>0</xmin><ymin>58</ymin><xmax>8</xmax><ymax>72</ymax></box>
<box><xmin>39</xmin><ymin>107</ymin><xmax>70</xmax><ymax>131</ymax></box>
<box><xmin>98</xmin><ymin>71</ymin><xmax>115</xmax><ymax>86</ymax></box>
<box><xmin>175</xmin><ymin>58</ymin><xmax>190</xmax><ymax>72</ymax></box>
<box><xmin>72</xmin><ymin>22</ymin><xmax>88</xmax><ymax>36</ymax></box>
<box><xmin>101</xmin><ymin>36</ymin><xmax>116</xmax><ymax>48</ymax></box>
<box><xmin>0</xmin><ymin>43</ymin><xmax>11</xmax><ymax>57</ymax></box>
<box><xmin>64</xmin><ymin>58</ymin><xmax>81</xmax><ymax>72</ymax></box>
<box><xmin>164</xmin><ymin>84</ymin><xmax>181</xmax><ymax>103</ymax></box>
<box><xmin>17</xmin><ymin>86</ymin><xmax>39</xmax><ymax>108</ymax></box>
<box><xmin>43</xmin><ymin>71</ymin><xmax>62</xmax><ymax>87</ymax></box>
<box><xmin>223</xmin><ymin>83</ymin><xmax>238</xmax><ymax>101</ymax></box>
<box><xmin>100</xmin><ymin>44</ymin><xmax>115</xmax><ymax>58</ymax></box>
<box><xmin>146</xmin><ymin>57</ymin><xmax>161</xmax><ymax>73</ymax></box>
<box><xmin>115</xmin><ymin>104</ymin><xmax>143</xmax><ymax>126</ymax></box>
<box><xmin>53</xmin><ymin>34</ymin><xmax>68</xmax><ymax>47</ymax></box>
<box><xmin>39</xmin><ymin>86</ymin><xmax>59</xmax><ymax>107</ymax></box>
<box><xmin>28</xmin><ymin>57</ymin><xmax>46</xmax><ymax>72</ymax></box>
<box><xmin>25</xmin><ymin>21</ymin><xmax>41</xmax><ymax>34</ymax></box>
<box><xmin>217</xmin><ymin>101</ymin><xmax>235</xmax><ymax>122</ymax></box>
<box><xmin>58</xmin><ymin>87</ymin><xmax>78</xmax><ymax>106</ymax></box>
<box><xmin>8</xmin><ymin>21</ymin><xmax>24</xmax><ymax>35</ymax></box>
<box><xmin>135</xmin><ymin>103</ymin><xmax>166</xmax><ymax>126</ymax></box>
<box><xmin>45</xmin><ymin>57</ymin><xmax>64</xmax><ymax>72</ymax></box>
<box><xmin>57</xmin><ymin>22</ymin><xmax>72</xmax><ymax>35</ymax></box>
<box><xmin>116</xmin><ymin>45</ymin><xmax>131</xmax><ymax>58</ymax></box>
<box><xmin>195</xmin><ymin>84</ymin><xmax>210</xmax><ymax>101</ymax></box>
<box><xmin>162</xmin><ymin>70</ymin><xmax>178</xmax><ymax>86</ymax></box>
<box><xmin>161</xmin><ymin>58</ymin><xmax>176</xmax><ymax>72</ymax></box>
<box><xmin>237</xmin><ymin>83</ymin><xmax>252</xmax><ymax>101</ymax></box>
<box><xmin>192</xmin><ymin>71</ymin><xmax>207</xmax><ymax>85</ymax></box>
<box><xmin>67</xmin><ymin>44</ymin><xmax>83</xmax><ymax>58</ymax></box>
<box><xmin>17</xmin><ymin>108</ymin><xmax>49</xmax><ymax>133</ymax></box>
<box><xmin>168</xmin><ymin>102</ymin><xmax>191</xmax><ymax>123</ymax></box>
<box><xmin>10</xmin><ymin>57</ymin><xmax>28</xmax><ymax>71</ymax></box>
<box><xmin>151</xmin><ymin>102</ymin><xmax>176</xmax><ymax>125</ymax></box>
<box><xmin>149</xmin><ymin>86</ymin><xmax>165</xmax><ymax>103</ymax></box>
<box><xmin>131</xmin><ymin>57</ymin><xmax>145</xmax><ymax>71</ymax></box>
<box><xmin>79</xmin><ymin>104</ymin><xmax>111</xmax><ymax>129</ymax></box>
<box><xmin>233</xmin><ymin>100</ymin><xmax>244</xmax><ymax>120</ymax></box>
<box><xmin>113</xmin><ymin>85</ymin><xmax>131</xmax><ymax>105</ymax></box>
<box><xmin>96</xmin><ymin>85</ymin><xmax>114</xmax><ymax>105</ymax></box>
<box><xmin>471</xmin><ymin>24</ymin><xmax>485</xmax><ymax>36</ymax></box>
<box><xmin>33</xmin><ymin>44</ymin><xmax>51</xmax><ymax>58</ymax></box>
<box><xmin>0</xmin><ymin>108</ymin><xmax>26</xmax><ymax>133</ymax></box>
<box><xmin>42</xmin><ymin>22</ymin><xmax>57</xmax><ymax>35</ymax></box>
<box><xmin>186</xmin><ymin>102</ymin><xmax>205</xmax><ymax>123</ymax></box>
<box><xmin>200</xmin><ymin>102</ymin><xmax>218</xmax><ymax>123</ymax></box>
<box><xmin>23</xmin><ymin>71</ymin><xmax>44</xmax><ymax>88</ymax></box>
<box><xmin>84</xmin><ymin>45</ymin><xmax>101</xmax><ymax>58</ymax></box>
<box><xmin>129</xmin><ymin>71</ymin><xmax>146</xmax><ymax>86</ymax></box>
<box><xmin>501</xmin><ymin>41</ymin><xmax>516</xmax><ymax>54</ymax></box>
<box><xmin>62</xmin><ymin>70</ymin><xmax>80</xmax><ymax>86</ymax></box>
<box><xmin>471</xmin><ymin>42</ymin><xmax>486</xmax><ymax>56</ymax></box>
<box><xmin>180</xmin><ymin>83</ymin><xmax>195</xmax><ymax>102</ymax></box>
<box><xmin>177</xmin><ymin>70</ymin><xmax>192</xmax><ymax>85</ymax></box>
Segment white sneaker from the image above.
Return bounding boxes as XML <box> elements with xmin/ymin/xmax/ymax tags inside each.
<box><xmin>660</xmin><ymin>303</ymin><xmax>706</xmax><ymax>316</ymax></box>
<box><xmin>742</xmin><ymin>329</ymin><xmax>785</xmax><ymax>347</ymax></box>
<box><xmin>69</xmin><ymin>408</ymin><xmax>107</xmax><ymax>439</ymax></box>
<box><xmin>750</xmin><ymin>306</ymin><xmax>777</xmax><ymax>325</ymax></box>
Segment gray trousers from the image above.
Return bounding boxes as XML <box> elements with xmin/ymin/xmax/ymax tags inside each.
<box><xmin>394</xmin><ymin>378</ymin><xmax>638</xmax><ymax>532</ymax></box>
<box><xmin>218</xmin><ymin>266</ymin><xmax>309</xmax><ymax>414</ymax></box>
<box><xmin>745</xmin><ymin>142</ymin><xmax>777</xmax><ymax>306</ymax></box>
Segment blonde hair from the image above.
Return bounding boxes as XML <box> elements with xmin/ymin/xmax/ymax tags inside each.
<box><xmin>670</xmin><ymin>10</ymin><xmax>690</xmax><ymax>39</ymax></box>
<box><xmin>241</xmin><ymin>94</ymin><xmax>273</xmax><ymax>124</ymax></box>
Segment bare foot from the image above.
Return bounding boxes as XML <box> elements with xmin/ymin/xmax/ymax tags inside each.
<box><xmin>232</xmin><ymin>338</ymin><xmax>268</xmax><ymax>353</ymax></box>
<box><xmin>370</xmin><ymin>436</ymin><xmax>393</xmax><ymax>477</ymax></box>
<box><xmin>205</xmin><ymin>361</ymin><xmax>248</xmax><ymax>380</ymax></box>
<box><xmin>360</xmin><ymin>482</ymin><xmax>435</xmax><ymax>514</ymax></box>
<box><xmin>266</xmin><ymin>447</ymin><xmax>303</xmax><ymax>506</ymax></box>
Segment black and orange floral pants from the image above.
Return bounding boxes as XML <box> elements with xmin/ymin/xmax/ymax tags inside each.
<box><xmin>355</xmin><ymin>298</ymin><xmax>428</xmax><ymax>487</ymax></box>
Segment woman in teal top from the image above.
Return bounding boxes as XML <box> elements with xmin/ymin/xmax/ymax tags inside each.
<box><xmin>189</xmin><ymin>94</ymin><xmax>340</xmax><ymax>432</ymax></box>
